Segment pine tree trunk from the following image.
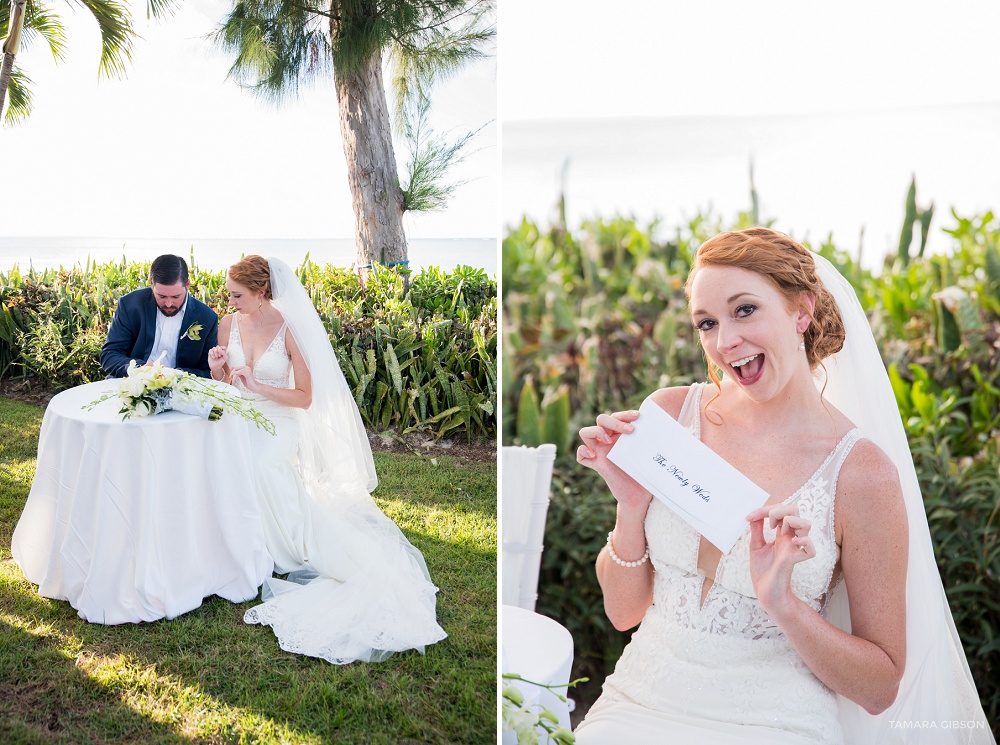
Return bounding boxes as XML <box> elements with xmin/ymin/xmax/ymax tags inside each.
<box><xmin>334</xmin><ymin>50</ymin><xmax>408</xmax><ymax>272</ymax></box>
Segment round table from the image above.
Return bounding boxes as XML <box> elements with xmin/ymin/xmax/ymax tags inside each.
<box><xmin>502</xmin><ymin>604</ymin><xmax>575</xmax><ymax>740</ymax></box>
<box><xmin>11</xmin><ymin>380</ymin><xmax>273</xmax><ymax>624</ymax></box>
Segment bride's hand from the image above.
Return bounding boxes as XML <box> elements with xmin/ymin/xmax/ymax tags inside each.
<box><xmin>208</xmin><ymin>345</ymin><xmax>228</xmax><ymax>371</ymax></box>
<box><xmin>229</xmin><ymin>365</ymin><xmax>259</xmax><ymax>393</ymax></box>
<box><xmin>577</xmin><ymin>410</ymin><xmax>652</xmax><ymax>512</ymax></box>
<box><xmin>746</xmin><ymin>503</ymin><xmax>815</xmax><ymax>617</ymax></box>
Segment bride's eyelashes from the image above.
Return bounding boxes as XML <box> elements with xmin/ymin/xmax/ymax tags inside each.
<box><xmin>694</xmin><ymin>317</ymin><xmax>717</xmax><ymax>332</ymax></box>
<box><xmin>693</xmin><ymin>304</ymin><xmax>758</xmax><ymax>332</ymax></box>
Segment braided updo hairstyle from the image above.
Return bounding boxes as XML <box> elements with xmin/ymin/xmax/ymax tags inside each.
<box><xmin>228</xmin><ymin>255</ymin><xmax>273</xmax><ymax>300</ymax></box>
<box><xmin>685</xmin><ymin>228</ymin><xmax>845</xmax><ymax>374</ymax></box>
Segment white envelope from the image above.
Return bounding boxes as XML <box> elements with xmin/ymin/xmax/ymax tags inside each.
<box><xmin>607</xmin><ymin>397</ymin><xmax>770</xmax><ymax>553</ymax></box>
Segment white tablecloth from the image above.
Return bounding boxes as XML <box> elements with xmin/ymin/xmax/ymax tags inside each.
<box><xmin>502</xmin><ymin>604</ymin><xmax>574</xmax><ymax>740</ymax></box>
<box><xmin>11</xmin><ymin>380</ymin><xmax>273</xmax><ymax>624</ymax></box>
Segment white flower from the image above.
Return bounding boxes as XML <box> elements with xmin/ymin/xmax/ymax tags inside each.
<box><xmin>133</xmin><ymin>399</ymin><xmax>155</xmax><ymax>417</ymax></box>
<box><xmin>502</xmin><ymin>704</ymin><xmax>540</xmax><ymax>745</ymax></box>
<box><xmin>90</xmin><ymin>364</ymin><xmax>274</xmax><ymax>434</ymax></box>
<box><xmin>123</xmin><ymin>373</ymin><xmax>147</xmax><ymax>398</ymax></box>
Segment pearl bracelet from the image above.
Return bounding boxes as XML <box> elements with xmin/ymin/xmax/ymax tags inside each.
<box><xmin>607</xmin><ymin>531</ymin><xmax>650</xmax><ymax>568</ymax></box>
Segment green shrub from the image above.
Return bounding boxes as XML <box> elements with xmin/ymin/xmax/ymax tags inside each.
<box><xmin>0</xmin><ymin>257</ymin><xmax>497</xmax><ymax>440</ymax></box>
<box><xmin>509</xmin><ymin>205</ymin><xmax>1000</xmax><ymax>732</ymax></box>
<box><xmin>915</xmin><ymin>440</ymin><xmax>1000</xmax><ymax>725</ymax></box>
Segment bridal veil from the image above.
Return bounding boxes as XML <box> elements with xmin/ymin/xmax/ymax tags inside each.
<box><xmin>268</xmin><ymin>256</ymin><xmax>378</xmax><ymax>502</ymax></box>
<box><xmin>244</xmin><ymin>257</ymin><xmax>445</xmax><ymax>664</ymax></box>
<box><xmin>814</xmin><ymin>253</ymin><xmax>994</xmax><ymax>744</ymax></box>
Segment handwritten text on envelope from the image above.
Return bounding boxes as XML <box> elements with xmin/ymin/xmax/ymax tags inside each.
<box><xmin>607</xmin><ymin>397</ymin><xmax>770</xmax><ymax>553</ymax></box>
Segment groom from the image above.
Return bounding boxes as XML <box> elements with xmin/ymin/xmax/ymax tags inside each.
<box><xmin>100</xmin><ymin>255</ymin><xmax>219</xmax><ymax>378</ymax></box>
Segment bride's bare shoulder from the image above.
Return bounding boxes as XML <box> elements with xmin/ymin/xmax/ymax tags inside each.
<box><xmin>838</xmin><ymin>438</ymin><xmax>905</xmax><ymax>517</ymax></box>
<box><xmin>646</xmin><ymin>385</ymin><xmax>694</xmax><ymax>421</ymax></box>
<box><xmin>218</xmin><ymin>313</ymin><xmax>233</xmax><ymax>343</ymax></box>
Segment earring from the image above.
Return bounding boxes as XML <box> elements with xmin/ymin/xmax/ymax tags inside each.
<box><xmin>798</xmin><ymin>334</ymin><xmax>806</xmax><ymax>352</ymax></box>
<box><xmin>258</xmin><ymin>297</ymin><xmax>263</xmax><ymax>313</ymax></box>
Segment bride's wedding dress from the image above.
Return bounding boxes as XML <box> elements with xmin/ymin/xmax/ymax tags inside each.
<box><xmin>576</xmin><ymin>383</ymin><xmax>851</xmax><ymax>744</ymax></box>
<box><xmin>578</xmin><ymin>251</ymin><xmax>995</xmax><ymax>744</ymax></box>
<box><xmin>227</xmin><ymin>302</ymin><xmax>446</xmax><ymax>664</ymax></box>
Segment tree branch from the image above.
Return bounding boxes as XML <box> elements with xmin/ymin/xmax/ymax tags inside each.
<box><xmin>410</xmin><ymin>0</ymin><xmax>491</xmax><ymax>35</ymax></box>
<box><xmin>285</xmin><ymin>0</ymin><xmax>339</xmax><ymax>21</ymax></box>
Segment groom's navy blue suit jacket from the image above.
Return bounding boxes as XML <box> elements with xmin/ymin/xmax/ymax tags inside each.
<box><xmin>100</xmin><ymin>288</ymin><xmax>219</xmax><ymax>378</ymax></box>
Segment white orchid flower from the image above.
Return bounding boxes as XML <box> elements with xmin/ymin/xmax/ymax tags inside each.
<box><xmin>124</xmin><ymin>374</ymin><xmax>147</xmax><ymax>398</ymax></box>
<box><xmin>133</xmin><ymin>399</ymin><xmax>155</xmax><ymax>417</ymax></box>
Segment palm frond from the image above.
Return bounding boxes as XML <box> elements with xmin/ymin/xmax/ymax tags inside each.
<box><xmin>71</xmin><ymin>0</ymin><xmax>136</xmax><ymax>78</ymax></box>
<box><xmin>20</xmin><ymin>3</ymin><xmax>69</xmax><ymax>62</ymax></box>
<box><xmin>146</xmin><ymin>0</ymin><xmax>180</xmax><ymax>21</ymax></box>
<box><xmin>399</xmin><ymin>93</ymin><xmax>485</xmax><ymax>213</ymax></box>
<box><xmin>3</xmin><ymin>67</ymin><xmax>33</xmax><ymax>126</ymax></box>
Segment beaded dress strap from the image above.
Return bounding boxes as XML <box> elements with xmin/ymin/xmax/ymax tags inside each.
<box><xmin>676</xmin><ymin>382</ymin><xmax>706</xmax><ymax>437</ymax></box>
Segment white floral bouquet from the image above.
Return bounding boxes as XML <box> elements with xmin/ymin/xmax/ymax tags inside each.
<box><xmin>86</xmin><ymin>354</ymin><xmax>275</xmax><ymax>434</ymax></box>
<box><xmin>502</xmin><ymin>673</ymin><xmax>579</xmax><ymax>745</ymax></box>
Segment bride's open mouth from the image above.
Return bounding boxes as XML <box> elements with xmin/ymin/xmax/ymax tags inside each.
<box><xmin>731</xmin><ymin>353</ymin><xmax>765</xmax><ymax>385</ymax></box>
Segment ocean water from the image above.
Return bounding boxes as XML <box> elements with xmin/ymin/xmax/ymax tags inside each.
<box><xmin>503</xmin><ymin>103</ymin><xmax>1000</xmax><ymax>268</ymax></box>
<box><xmin>0</xmin><ymin>236</ymin><xmax>497</xmax><ymax>276</ymax></box>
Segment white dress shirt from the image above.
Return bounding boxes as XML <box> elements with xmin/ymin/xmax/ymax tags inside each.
<box><xmin>146</xmin><ymin>297</ymin><xmax>188</xmax><ymax>368</ymax></box>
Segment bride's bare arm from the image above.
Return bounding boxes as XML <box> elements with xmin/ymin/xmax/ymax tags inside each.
<box><xmin>208</xmin><ymin>315</ymin><xmax>233</xmax><ymax>382</ymax></box>
<box><xmin>579</xmin><ymin>387</ymin><xmax>690</xmax><ymax>630</ymax></box>
<box><xmin>753</xmin><ymin>440</ymin><xmax>908</xmax><ymax>714</ymax></box>
<box><xmin>230</xmin><ymin>329</ymin><xmax>313</xmax><ymax>409</ymax></box>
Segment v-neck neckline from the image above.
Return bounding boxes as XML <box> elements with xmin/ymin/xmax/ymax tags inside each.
<box><xmin>689</xmin><ymin>396</ymin><xmax>859</xmax><ymax>610</ymax></box>
<box><xmin>235</xmin><ymin>313</ymin><xmax>286</xmax><ymax>373</ymax></box>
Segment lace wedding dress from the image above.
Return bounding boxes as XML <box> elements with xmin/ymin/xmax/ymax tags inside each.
<box><xmin>575</xmin><ymin>382</ymin><xmax>855</xmax><ymax>744</ymax></box>
<box><xmin>228</xmin><ymin>313</ymin><xmax>447</xmax><ymax>664</ymax></box>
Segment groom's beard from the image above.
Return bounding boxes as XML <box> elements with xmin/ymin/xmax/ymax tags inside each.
<box><xmin>155</xmin><ymin>296</ymin><xmax>186</xmax><ymax>317</ymax></box>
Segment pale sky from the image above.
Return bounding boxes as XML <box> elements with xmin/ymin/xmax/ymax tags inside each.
<box><xmin>500</xmin><ymin>1</ymin><xmax>1000</xmax><ymax>265</ymax></box>
<box><xmin>502</xmin><ymin>0</ymin><xmax>1000</xmax><ymax>121</ymax></box>
<box><xmin>1</xmin><ymin>0</ymin><xmax>496</xmax><ymax>240</ymax></box>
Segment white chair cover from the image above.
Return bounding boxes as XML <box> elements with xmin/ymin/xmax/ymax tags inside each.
<box><xmin>501</xmin><ymin>444</ymin><xmax>558</xmax><ymax>611</ymax></box>
<box><xmin>502</xmin><ymin>604</ymin><xmax>576</xmax><ymax>741</ymax></box>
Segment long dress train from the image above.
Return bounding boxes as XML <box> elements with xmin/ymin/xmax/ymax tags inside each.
<box><xmin>229</xmin><ymin>313</ymin><xmax>447</xmax><ymax>664</ymax></box>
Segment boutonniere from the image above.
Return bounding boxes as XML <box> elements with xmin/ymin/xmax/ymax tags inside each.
<box><xmin>184</xmin><ymin>323</ymin><xmax>203</xmax><ymax>341</ymax></box>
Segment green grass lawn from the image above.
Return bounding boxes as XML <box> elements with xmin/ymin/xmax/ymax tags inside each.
<box><xmin>0</xmin><ymin>396</ymin><xmax>497</xmax><ymax>744</ymax></box>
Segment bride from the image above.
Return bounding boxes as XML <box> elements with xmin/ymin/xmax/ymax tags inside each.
<box><xmin>208</xmin><ymin>255</ymin><xmax>446</xmax><ymax>664</ymax></box>
<box><xmin>575</xmin><ymin>229</ymin><xmax>993</xmax><ymax>744</ymax></box>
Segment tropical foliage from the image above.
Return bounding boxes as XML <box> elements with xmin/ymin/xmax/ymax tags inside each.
<box><xmin>0</xmin><ymin>0</ymin><xmax>175</xmax><ymax>125</ymax></box>
<box><xmin>503</xmin><ymin>204</ymin><xmax>1000</xmax><ymax>730</ymax></box>
<box><xmin>0</xmin><ymin>257</ymin><xmax>497</xmax><ymax>440</ymax></box>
